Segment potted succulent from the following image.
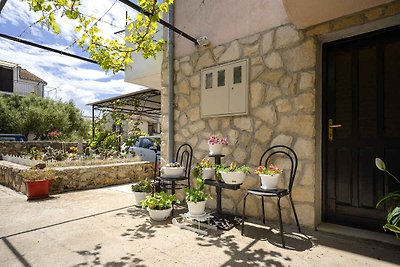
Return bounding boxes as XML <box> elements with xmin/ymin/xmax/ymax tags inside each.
<box><xmin>193</xmin><ymin>158</ymin><xmax>215</xmax><ymax>179</ymax></box>
<box><xmin>161</xmin><ymin>162</ymin><xmax>185</xmax><ymax>177</ymax></box>
<box><xmin>21</xmin><ymin>168</ymin><xmax>54</xmax><ymax>200</ymax></box>
<box><xmin>217</xmin><ymin>162</ymin><xmax>251</xmax><ymax>185</ymax></box>
<box><xmin>255</xmin><ymin>164</ymin><xmax>283</xmax><ymax>189</ymax></box>
<box><xmin>208</xmin><ymin>135</ymin><xmax>228</xmax><ymax>155</ymax></box>
<box><xmin>141</xmin><ymin>192</ymin><xmax>180</xmax><ymax>221</ymax></box>
<box><xmin>131</xmin><ymin>178</ymin><xmax>152</xmax><ymax>206</ymax></box>
<box><xmin>184</xmin><ymin>177</ymin><xmax>210</xmax><ymax>215</ymax></box>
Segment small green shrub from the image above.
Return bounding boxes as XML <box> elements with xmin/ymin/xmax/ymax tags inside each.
<box><xmin>131</xmin><ymin>179</ymin><xmax>152</xmax><ymax>193</ymax></box>
<box><xmin>141</xmin><ymin>192</ymin><xmax>180</xmax><ymax>210</ymax></box>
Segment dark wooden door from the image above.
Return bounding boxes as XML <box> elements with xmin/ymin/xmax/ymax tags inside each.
<box><xmin>323</xmin><ymin>26</ymin><xmax>400</xmax><ymax>231</ymax></box>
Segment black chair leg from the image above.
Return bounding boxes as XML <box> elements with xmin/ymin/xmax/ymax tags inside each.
<box><xmin>261</xmin><ymin>196</ymin><xmax>265</xmax><ymax>224</ymax></box>
<box><xmin>289</xmin><ymin>194</ymin><xmax>301</xmax><ymax>233</ymax></box>
<box><xmin>171</xmin><ymin>181</ymin><xmax>176</xmax><ymax>216</ymax></box>
<box><xmin>241</xmin><ymin>193</ymin><xmax>249</xmax><ymax>236</ymax></box>
<box><xmin>277</xmin><ymin>197</ymin><xmax>285</xmax><ymax>248</ymax></box>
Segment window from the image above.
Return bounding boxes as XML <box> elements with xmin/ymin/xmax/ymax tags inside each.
<box><xmin>201</xmin><ymin>59</ymin><xmax>248</xmax><ymax>117</ymax></box>
<box><xmin>233</xmin><ymin>66</ymin><xmax>242</xmax><ymax>84</ymax></box>
<box><xmin>0</xmin><ymin>67</ymin><xmax>13</xmax><ymax>93</ymax></box>
<box><xmin>217</xmin><ymin>70</ymin><xmax>225</xmax><ymax>87</ymax></box>
<box><xmin>205</xmin><ymin>73</ymin><xmax>213</xmax><ymax>89</ymax></box>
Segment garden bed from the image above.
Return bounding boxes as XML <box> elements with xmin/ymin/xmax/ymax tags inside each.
<box><xmin>0</xmin><ymin>160</ymin><xmax>154</xmax><ymax>195</ymax></box>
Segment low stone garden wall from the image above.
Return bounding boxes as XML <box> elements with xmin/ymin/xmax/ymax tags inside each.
<box><xmin>0</xmin><ymin>160</ymin><xmax>154</xmax><ymax>195</ymax></box>
<box><xmin>0</xmin><ymin>141</ymin><xmax>87</xmax><ymax>157</ymax></box>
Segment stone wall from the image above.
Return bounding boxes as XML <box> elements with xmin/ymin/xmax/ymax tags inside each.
<box><xmin>0</xmin><ymin>161</ymin><xmax>154</xmax><ymax>195</ymax></box>
<box><xmin>0</xmin><ymin>141</ymin><xmax>87</xmax><ymax>157</ymax></box>
<box><xmin>161</xmin><ymin>23</ymin><xmax>317</xmax><ymax>228</ymax></box>
<box><xmin>160</xmin><ymin>1</ymin><xmax>400</xmax><ymax>229</ymax></box>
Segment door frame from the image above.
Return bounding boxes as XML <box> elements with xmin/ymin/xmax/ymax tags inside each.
<box><xmin>315</xmin><ymin>15</ymin><xmax>400</xmax><ymax>227</ymax></box>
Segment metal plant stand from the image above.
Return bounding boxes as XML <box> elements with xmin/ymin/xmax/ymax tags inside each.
<box><xmin>172</xmin><ymin>212</ymin><xmax>217</xmax><ymax>235</ymax></box>
<box><xmin>204</xmin><ymin>154</ymin><xmax>243</xmax><ymax>230</ymax></box>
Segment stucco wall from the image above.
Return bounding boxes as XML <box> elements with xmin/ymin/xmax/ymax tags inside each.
<box><xmin>0</xmin><ymin>161</ymin><xmax>154</xmax><ymax>195</ymax></box>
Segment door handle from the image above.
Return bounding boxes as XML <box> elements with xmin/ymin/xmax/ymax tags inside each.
<box><xmin>328</xmin><ymin>119</ymin><xmax>342</xmax><ymax>141</ymax></box>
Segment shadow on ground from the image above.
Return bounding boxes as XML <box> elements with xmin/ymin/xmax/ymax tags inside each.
<box><xmin>73</xmin><ymin>243</ymin><xmax>145</xmax><ymax>267</ymax></box>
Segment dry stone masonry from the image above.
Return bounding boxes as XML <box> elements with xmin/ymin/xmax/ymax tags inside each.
<box><xmin>162</xmin><ymin>23</ymin><xmax>317</xmax><ymax>228</ymax></box>
<box><xmin>161</xmin><ymin>2</ymin><xmax>400</xmax><ymax>229</ymax></box>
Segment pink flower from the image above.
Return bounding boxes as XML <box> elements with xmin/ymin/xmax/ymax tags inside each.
<box><xmin>208</xmin><ymin>135</ymin><xmax>229</xmax><ymax>145</ymax></box>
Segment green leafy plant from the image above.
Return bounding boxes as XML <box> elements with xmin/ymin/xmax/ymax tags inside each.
<box><xmin>141</xmin><ymin>192</ymin><xmax>180</xmax><ymax>210</ymax></box>
<box><xmin>375</xmin><ymin>158</ymin><xmax>400</xmax><ymax>238</ymax></box>
<box><xmin>193</xmin><ymin>158</ymin><xmax>214</xmax><ymax>178</ymax></box>
<box><xmin>20</xmin><ymin>146</ymin><xmax>43</xmax><ymax>160</ymax></box>
<box><xmin>20</xmin><ymin>167</ymin><xmax>55</xmax><ymax>181</ymax></box>
<box><xmin>184</xmin><ymin>177</ymin><xmax>210</xmax><ymax>203</ymax></box>
<box><xmin>131</xmin><ymin>179</ymin><xmax>152</xmax><ymax>193</ymax></box>
<box><xmin>215</xmin><ymin>162</ymin><xmax>251</xmax><ymax>181</ymax></box>
<box><xmin>44</xmin><ymin>146</ymin><xmax>67</xmax><ymax>161</ymax></box>
<box><xmin>216</xmin><ymin>162</ymin><xmax>251</xmax><ymax>174</ymax></box>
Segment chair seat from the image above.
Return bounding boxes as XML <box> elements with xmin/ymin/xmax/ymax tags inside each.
<box><xmin>158</xmin><ymin>175</ymin><xmax>188</xmax><ymax>181</ymax></box>
<box><xmin>247</xmin><ymin>187</ymin><xmax>289</xmax><ymax>196</ymax></box>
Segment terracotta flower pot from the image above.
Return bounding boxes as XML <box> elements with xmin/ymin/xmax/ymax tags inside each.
<box><xmin>25</xmin><ymin>179</ymin><xmax>50</xmax><ymax>200</ymax></box>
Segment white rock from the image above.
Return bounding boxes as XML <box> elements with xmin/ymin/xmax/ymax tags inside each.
<box><xmin>264</xmin><ymin>52</ymin><xmax>283</xmax><ymax>69</ymax></box>
<box><xmin>275</xmin><ymin>25</ymin><xmax>301</xmax><ymax>49</ymax></box>
<box><xmin>218</xmin><ymin>40</ymin><xmax>241</xmax><ymax>63</ymax></box>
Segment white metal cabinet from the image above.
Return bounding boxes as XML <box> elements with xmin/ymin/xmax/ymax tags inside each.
<box><xmin>201</xmin><ymin>59</ymin><xmax>248</xmax><ymax>118</ymax></box>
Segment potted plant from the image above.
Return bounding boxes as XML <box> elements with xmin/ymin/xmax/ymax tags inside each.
<box><xmin>184</xmin><ymin>177</ymin><xmax>210</xmax><ymax>215</ymax></box>
<box><xmin>217</xmin><ymin>162</ymin><xmax>251</xmax><ymax>185</ymax></box>
<box><xmin>255</xmin><ymin>164</ymin><xmax>283</xmax><ymax>189</ymax></box>
<box><xmin>141</xmin><ymin>192</ymin><xmax>180</xmax><ymax>221</ymax></box>
<box><xmin>161</xmin><ymin>162</ymin><xmax>185</xmax><ymax>177</ymax></box>
<box><xmin>131</xmin><ymin>178</ymin><xmax>152</xmax><ymax>206</ymax></box>
<box><xmin>208</xmin><ymin>135</ymin><xmax>228</xmax><ymax>155</ymax></box>
<box><xmin>375</xmin><ymin>158</ymin><xmax>400</xmax><ymax>238</ymax></box>
<box><xmin>193</xmin><ymin>158</ymin><xmax>215</xmax><ymax>179</ymax></box>
<box><xmin>21</xmin><ymin>168</ymin><xmax>54</xmax><ymax>200</ymax></box>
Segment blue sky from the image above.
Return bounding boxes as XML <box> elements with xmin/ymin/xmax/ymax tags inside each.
<box><xmin>0</xmin><ymin>0</ymin><xmax>145</xmax><ymax>115</ymax></box>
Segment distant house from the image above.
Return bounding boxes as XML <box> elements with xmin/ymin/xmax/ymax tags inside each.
<box><xmin>0</xmin><ymin>59</ymin><xmax>47</xmax><ymax>97</ymax></box>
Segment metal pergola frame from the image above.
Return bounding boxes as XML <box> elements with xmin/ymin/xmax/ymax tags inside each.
<box><xmin>88</xmin><ymin>88</ymin><xmax>161</xmax><ymax>139</ymax></box>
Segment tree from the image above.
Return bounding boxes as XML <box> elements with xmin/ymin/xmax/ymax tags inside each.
<box><xmin>0</xmin><ymin>94</ymin><xmax>89</xmax><ymax>140</ymax></box>
<box><xmin>23</xmin><ymin>0</ymin><xmax>173</xmax><ymax>73</ymax></box>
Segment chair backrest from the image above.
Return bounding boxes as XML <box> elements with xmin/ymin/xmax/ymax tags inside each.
<box><xmin>259</xmin><ymin>145</ymin><xmax>298</xmax><ymax>192</ymax></box>
<box><xmin>175</xmin><ymin>143</ymin><xmax>193</xmax><ymax>178</ymax></box>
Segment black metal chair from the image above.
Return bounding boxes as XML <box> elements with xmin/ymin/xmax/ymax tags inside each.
<box><xmin>157</xmin><ymin>143</ymin><xmax>193</xmax><ymax>195</ymax></box>
<box><xmin>241</xmin><ymin>145</ymin><xmax>301</xmax><ymax>248</ymax></box>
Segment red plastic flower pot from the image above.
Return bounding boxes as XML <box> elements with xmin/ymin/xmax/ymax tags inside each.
<box><xmin>25</xmin><ymin>180</ymin><xmax>50</xmax><ymax>200</ymax></box>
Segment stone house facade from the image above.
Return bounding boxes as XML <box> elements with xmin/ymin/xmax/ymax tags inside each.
<box><xmin>128</xmin><ymin>0</ymin><xmax>400</xmax><ymax>230</ymax></box>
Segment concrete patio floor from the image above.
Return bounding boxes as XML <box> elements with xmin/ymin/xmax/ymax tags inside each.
<box><xmin>0</xmin><ymin>184</ymin><xmax>399</xmax><ymax>267</ymax></box>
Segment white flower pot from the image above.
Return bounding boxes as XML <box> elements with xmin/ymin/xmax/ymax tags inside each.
<box><xmin>187</xmin><ymin>200</ymin><xmax>207</xmax><ymax>215</ymax></box>
<box><xmin>259</xmin><ymin>174</ymin><xmax>280</xmax><ymax>189</ymax></box>
<box><xmin>133</xmin><ymin>191</ymin><xmax>150</xmax><ymax>206</ymax></box>
<box><xmin>147</xmin><ymin>207</ymin><xmax>172</xmax><ymax>221</ymax></box>
<box><xmin>208</xmin><ymin>143</ymin><xmax>223</xmax><ymax>155</ymax></box>
<box><xmin>202</xmin><ymin>168</ymin><xmax>215</xmax><ymax>179</ymax></box>
<box><xmin>161</xmin><ymin>166</ymin><xmax>185</xmax><ymax>177</ymax></box>
<box><xmin>220</xmin><ymin>171</ymin><xmax>246</xmax><ymax>185</ymax></box>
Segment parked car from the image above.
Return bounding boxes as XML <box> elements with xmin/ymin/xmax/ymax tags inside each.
<box><xmin>0</xmin><ymin>134</ymin><xmax>27</xmax><ymax>141</ymax></box>
<box><xmin>129</xmin><ymin>136</ymin><xmax>160</xmax><ymax>162</ymax></box>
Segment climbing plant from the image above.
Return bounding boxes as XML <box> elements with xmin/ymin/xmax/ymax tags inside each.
<box><xmin>23</xmin><ymin>0</ymin><xmax>173</xmax><ymax>73</ymax></box>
